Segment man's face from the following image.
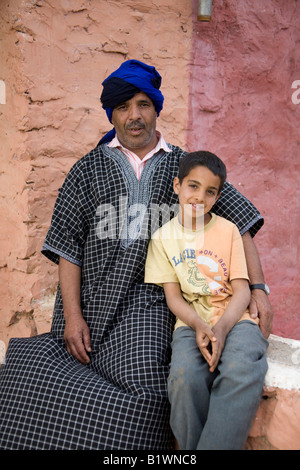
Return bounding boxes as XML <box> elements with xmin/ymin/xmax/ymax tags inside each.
<box><xmin>111</xmin><ymin>92</ymin><xmax>158</xmax><ymax>159</ymax></box>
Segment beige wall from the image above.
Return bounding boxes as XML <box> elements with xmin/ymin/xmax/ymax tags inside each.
<box><xmin>0</xmin><ymin>0</ymin><xmax>193</xmax><ymax>348</ymax></box>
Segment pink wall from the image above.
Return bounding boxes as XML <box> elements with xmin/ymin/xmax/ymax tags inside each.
<box><xmin>187</xmin><ymin>0</ymin><xmax>300</xmax><ymax>339</ymax></box>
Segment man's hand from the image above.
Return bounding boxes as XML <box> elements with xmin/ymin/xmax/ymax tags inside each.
<box><xmin>249</xmin><ymin>289</ymin><xmax>274</xmax><ymax>338</ymax></box>
<box><xmin>64</xmin><ymin>312</ymin><xmax>92</xmax><ymax>364</ymax></box>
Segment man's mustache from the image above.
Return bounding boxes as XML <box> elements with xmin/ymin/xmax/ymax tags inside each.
<box><xmin>126</xmin><ymin>121</ymin><xmax>145</xmax><ymax>130</ymax></box>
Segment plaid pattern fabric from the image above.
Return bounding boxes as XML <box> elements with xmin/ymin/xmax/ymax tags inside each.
<box><xmin>0</xmin><ymin>144</ymin><xmax>263</xmax><ymax>450</ymax></box>
<box><xmin>0</xmin><ymin>334</ymin><xmax>172</xmax><ymax>450</ymax></box>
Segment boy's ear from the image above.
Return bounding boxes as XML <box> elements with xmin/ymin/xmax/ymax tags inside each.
<box><xmin>173</xmin><ymin>177</ymin><xmax>180</xmax><ymax>194</ymax></box>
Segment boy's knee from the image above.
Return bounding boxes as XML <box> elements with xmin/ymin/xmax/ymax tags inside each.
<box><xmin>168</xmin><ymin>362</ymin><xmax>207</xmax><ymax>397</ymax></box>
<box><xmin>225</xmin><ymin>322</ymin><xmax>268</xmax><ymax>363</ymax></box>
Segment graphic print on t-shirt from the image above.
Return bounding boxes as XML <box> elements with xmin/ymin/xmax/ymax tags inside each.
<box><xmin>170</xmin><ymin>246</ymin><xmax>229</xmax><ymax>297</ymax></box>
<box><xmin>196</xmin><ymin>249</ymin><xmax>229</xmax><ymax>296</ymax></box>
<box><xmin>186</xmin><ymin>260</ymin><xmax>211</xmax><ymax>295</ymax></box>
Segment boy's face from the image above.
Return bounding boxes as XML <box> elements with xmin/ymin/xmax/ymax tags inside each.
<box><xmin>173</xmin><ymin>166</ymin><xmax>221</xmax><ymax>229</ymax></box>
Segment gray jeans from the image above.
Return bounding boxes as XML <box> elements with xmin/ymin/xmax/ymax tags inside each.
<box><xmin>167</xmin><ymin>321</ymin><xmax>268</xmax><ymax>450</ymax></box>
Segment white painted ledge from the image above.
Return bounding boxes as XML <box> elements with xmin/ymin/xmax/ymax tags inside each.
<box><xmin>264</xmin><ymin>334</ymin><xmax>300</xmax><ymax>391</ymax></box>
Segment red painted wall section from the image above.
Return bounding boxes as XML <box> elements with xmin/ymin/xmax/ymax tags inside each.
<box><xmin>187</xmin><ymin>0</ymin><xmax>300</xmax><ymax>339</ymax></box>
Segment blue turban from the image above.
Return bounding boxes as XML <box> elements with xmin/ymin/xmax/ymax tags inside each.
<box><xmin>99</xmin><ymin>60</ymin><xmax>164</xmax><ymax>144</ymax></box>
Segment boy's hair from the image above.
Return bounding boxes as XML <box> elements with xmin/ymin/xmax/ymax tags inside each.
<box><xmin>178</xmin><ymin>151</ymin><xmax>227</xmax><ymax>193</ymax></box>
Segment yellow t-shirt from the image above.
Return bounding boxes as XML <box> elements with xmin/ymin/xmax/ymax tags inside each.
<box><xmin>145</xmin><ymin>213</ymin><xmax>258</xmax><ymax>329</ymax></box>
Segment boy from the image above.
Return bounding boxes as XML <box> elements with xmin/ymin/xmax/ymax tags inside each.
<box><xmin>145</xmin><ymin>151</ymin><xmax>268</xmax><ymax>450</ymax></box>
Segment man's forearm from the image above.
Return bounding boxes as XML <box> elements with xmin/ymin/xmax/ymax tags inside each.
<box><xmin>242</xmin><ymin>231</ymin><xmax>273</xmax><ymax>338</ymax></box>
<box><xmin>242</xmin><ymin>231</ymin><xmax>265</xmax><ymax>284</ymax></box>
<box><xmin>58</xmin><ymin>257</ymin><xmax>92</xmax><ymax>364</ymax></box>
<box><xmin>58</xmin><ymin>257</ymin><xmax>82</xmax><ymax>318</ymax></box>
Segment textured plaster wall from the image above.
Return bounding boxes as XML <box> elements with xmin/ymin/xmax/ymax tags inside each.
<box><xmin>1</xmin><ymin>0</ymin><xmax>299</xmax><ymax>344</ymax></box>
<box><xmin>1</xmin><ymin>0</ymin><xmax>300</xmax><ymax>452</ymax></box>
<box><xmin>0</xmin><ymin>0</ymin><xmax>193</xmax><ymax>348</ymax></box>
<box><xmin>188</xmin><ymin>0</ymin><xmax>300</xmax><ymax>339</ymax></box>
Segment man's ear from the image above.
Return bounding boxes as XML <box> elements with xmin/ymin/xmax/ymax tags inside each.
<box><xmin>173</xmin><ymin>177</ymin><xmax>180</xmax><ymax>194</ymax></box>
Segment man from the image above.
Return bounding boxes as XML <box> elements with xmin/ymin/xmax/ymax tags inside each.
<box><xmin>0</xmin><ymin>60</ymin><xmax>272</xmax><ymax>450</ymax></box>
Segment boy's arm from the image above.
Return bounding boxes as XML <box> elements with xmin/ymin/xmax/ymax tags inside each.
<box><xmin>163</xmin><ymin>282</ymin><xmax>216</xmax><ymax>365</ymax></box>
<box><xmin>59</xmin><ymin>257</ymin><xmax>91</xmax><ymax>364</ymax></box>
<box><xmin>209</xmin><ymin>278</ymin><xmax>251</xmax><ymax>372</ymax></box>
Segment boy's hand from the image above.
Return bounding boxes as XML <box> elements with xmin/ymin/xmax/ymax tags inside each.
<box><xmin>195</xmin><ymin>323</ymin><xmax>217</xmax><ymax>366</ymax></box>
<box><xmin>208</xmin><ymin>324</ymin><xmax>227</xmax><ymax>372</ymax></box>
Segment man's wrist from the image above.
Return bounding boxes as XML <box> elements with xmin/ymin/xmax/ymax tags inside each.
<box><xmin>63</xmin><ymin>306</ymin><xmax>83</xmax><ymax>320</ymax></box>
<box><xmin>250</xmin><ymin>283</ymin><xmax>270</xmax><ymax>295</ymax></box>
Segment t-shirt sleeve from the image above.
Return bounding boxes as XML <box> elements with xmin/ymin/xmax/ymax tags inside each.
<box><xmin>229</xmin><ymin>224</ymin><xmax>249</xmax><ymax>281</ymax></box>
<box><xmin>213</xmin><ymin>181</ymin><xmax>264</xmax><ymax>237</ymax></box>
<box><xmin>145</xmin><ymin>237</ymin><xmax>179</xmax><ymax>286</ymax></box>
<box><xmin>41</xmin><ymin>161</ymin><xmax>89</xmax><ymax>266</ymax></box>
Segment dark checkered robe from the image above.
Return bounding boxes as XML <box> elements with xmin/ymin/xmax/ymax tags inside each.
<box><xmin>0</xmin><ymin>144</ymin><xmax>263</xmax><ymax>450</ymax></box>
